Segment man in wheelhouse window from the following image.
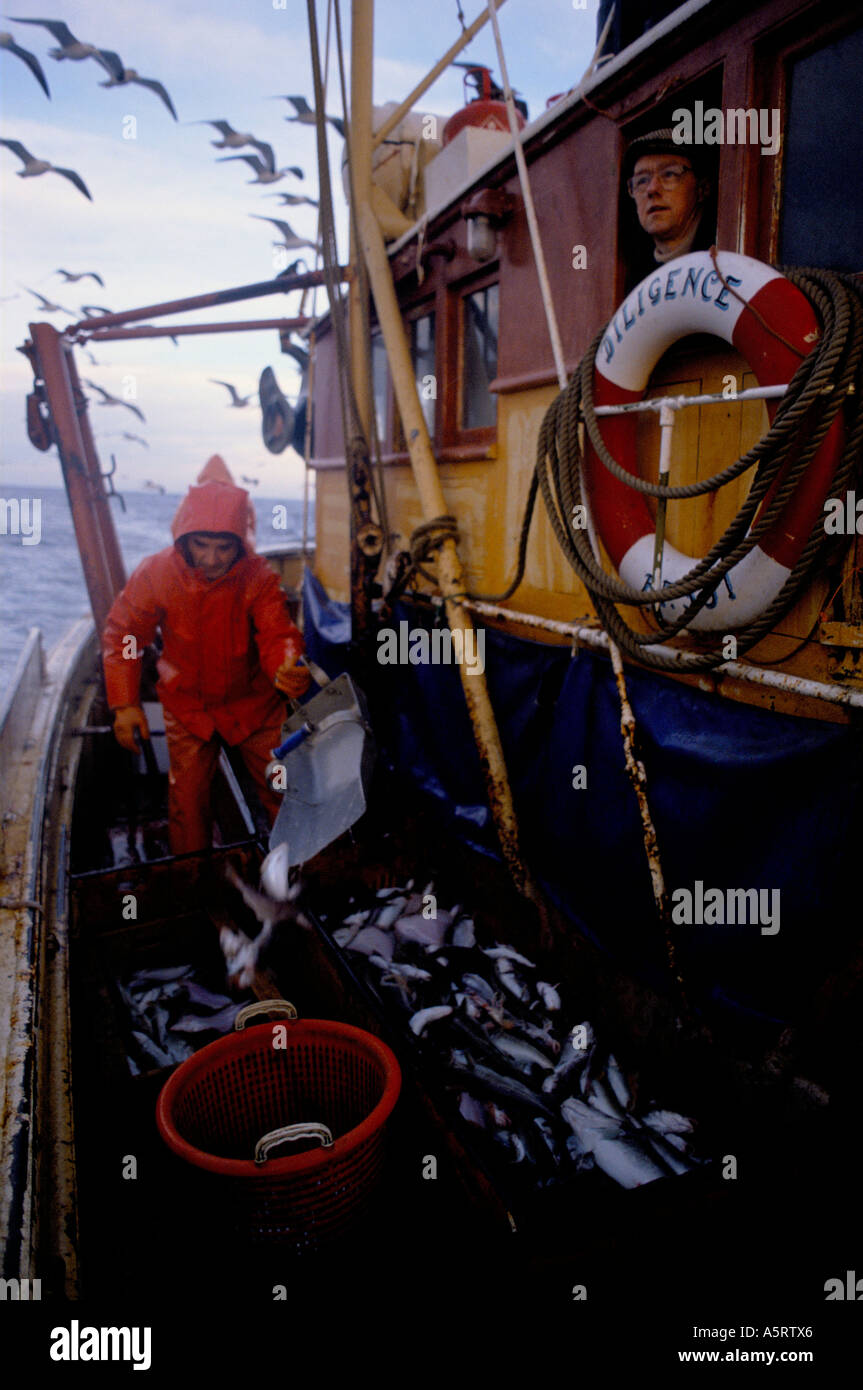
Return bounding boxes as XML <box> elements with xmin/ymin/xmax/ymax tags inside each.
<box><xmin>623</xmin><ymin>129</ymin><xmax>716</xmax><ymax>292</ymax></box>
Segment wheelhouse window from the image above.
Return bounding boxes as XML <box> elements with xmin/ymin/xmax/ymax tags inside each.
<box><xmin>461</xmin><ymin>282</ymin><xmax>498</xmax><ymax>431</ymax></box>
<box><xmin>390</xmin><ymin>305</ymin><xmax>436</xmax><ymax>454</ymax></box>
<box><xmin>779</xmin><ymin>24</ymin><xmax>863</xmax><ymax>271</ymax></box>
<box><xmin>410</xmin><ymin>312</ymin><xmax>436</xmax><ymax>436</ymax></box>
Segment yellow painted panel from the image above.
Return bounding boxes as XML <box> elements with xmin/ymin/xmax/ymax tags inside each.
<box><xmin>310</xmin><ymin>352</ymin><xmax>852</xmax><ymax>709</ymax></box>
<box><xmin>635</xmin><ymin>348</ymin><xmax>767</xmax><ymax>561</ymax></box>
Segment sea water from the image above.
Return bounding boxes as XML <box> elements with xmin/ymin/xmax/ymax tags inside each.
<box><xmin>0</xmin><ymin>487</ymin><xmax>309</xmax><ymax>698</ymax></box>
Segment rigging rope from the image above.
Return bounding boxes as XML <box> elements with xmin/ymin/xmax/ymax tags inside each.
<box><xmin>332</xmin><ymin>0</ymin><xmax>390</xmax><ymax>544</ymax></box>
<box><xmin>306</xmin><ymin>0</ymin><xmax>355</xmax><ymax>457</ymax></box>
<box><xmin>306</xmin><ymin>0</ymin><xmax>388</xmax><ymax>598</ymax></box>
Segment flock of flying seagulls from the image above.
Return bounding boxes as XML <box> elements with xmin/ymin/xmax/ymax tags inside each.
<box><xmin>3</xmin><ymin>18</ymin><xmax>177</xmax><ymax>115</ymax></box>
<box><xmin>0</xmin><ymin>17</ymin><xmax>178</xmax><ymax>199</ymax></box>
<box><xmin>5</xmin><ymin>20</ymin><xmax>325</xmax><ymax>480</ymax></box>
<box><xmin>14</xmin><ymin>268</ymin><xmax>306</xmax><ymax>480</ymax></box>
<box><xmin>2</xmin><ymin>12</ymin><xmax>337</xmax><ymax>218</ymax></box>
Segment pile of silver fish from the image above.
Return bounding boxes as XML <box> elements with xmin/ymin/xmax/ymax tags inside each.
<box><xmin>115</xmin><ymin>964</ymin><xmax>247</xmax><ymax>1074</ymax></box>
<box><xmin>318</xmin><ymin>882</ymin><xmax>708</xmax><ymax>1191</ymax></box>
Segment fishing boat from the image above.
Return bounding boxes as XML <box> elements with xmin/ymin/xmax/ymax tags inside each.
<box><xmin>2</xmin><ymin>0</ymin><xmax>863</xmax><ymax>1342</ymax></box>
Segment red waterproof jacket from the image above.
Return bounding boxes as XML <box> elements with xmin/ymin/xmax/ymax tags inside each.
<box><xmin>102</xmin><ymin>480</ymin><xmax>303</xmax><ymax>744</ymax></box>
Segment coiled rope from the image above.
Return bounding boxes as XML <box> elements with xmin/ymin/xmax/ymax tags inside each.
<box><xmin>454</xmin><ymin>266</ymin><xmax>863</xmax><ymax>670</ymax></box>
<box><xmin>533</xmin><ymin>265</ymin><xmax>863</xmax><ymax>670</ymax></box>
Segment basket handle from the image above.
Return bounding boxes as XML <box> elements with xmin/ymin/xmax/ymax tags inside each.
<box><xmin>254</xmin><ymin>1122</ymin><xmax>334</xmax><ymax>1164</ymax></box>
<box><xmin>234</xmin><ymin>998</ymin><xmax>297</xmax><ymax>1029</ymax></box>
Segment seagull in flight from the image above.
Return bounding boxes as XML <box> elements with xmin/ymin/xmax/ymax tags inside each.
<box><xmin>241</xmin><ymin>475</ymin><xmax>259</xmax><ymax>487</ymax></box>
<box><xmin>0</xmin><ymin>138</ymin><xmax>92</xmax><ymax>199</ymax></box>
<box><xmin>249</xmin><ymin>215</ymin><xmax>321</xmax><ymax>252</ymax></box>
<box><xmin>281</xmin><ymin>340</ymin><xmax>310</xmax><ymax>372</ymax></box>
<box><xmin>134</xmin><ymin>323</ymin><xmax>181</xmax><ymax>346</ymax></box>
<box><xmin>22</xmin><ymin>286</ymin><xmax>76</xmax><ymax>315</ymax></box>
<box><xmin>265</xmin><ymin>191</ymin><xmax>319</xmax><ymax>208</ymax></box>
<box><xmin>6</xmin><ymin>18</ymin><xmax>123</xmax><ymax>79</ymax></box>
<box><xmin>55</xmin><ymin>267</ymin><xmax>104</xmax><ymax>285</ymax></box>
<box><xmin>98</xmin><ymin>67</ymin><xmax>177</xmax><ymax>120</ymax></box>
<box><xmin>103</xmin><ymin>431</ymin><xmax>148</xmax><ymax>448</ymax></box>
<box><xmin>273</xmin><ymin>94</ymin><xmax>345</xmax><ymax>139</ymax></box>
<box><xmin>209</xmin><ymin>379</ymin><xmax>252</xmax><ymax>408</ymax></box>
<box><xmin>275</xmin><ymin>259</ymin><xmax>309</xmax><ymax>281</ymax></box>
<box><xmin>83</xmin><ymin>379</ymin><xmax>146</xmax><ymax>422</ymax></box>
<box><xmin>142</xmin><ymin>479</ymin><xmax>165</xmax><ymax>494</ymax></box>
<box><xmin>193</xmin><ymin>119</ymin><xmax>270</xmax><ymax>154</ymax></box>
<box><xmin>0</xmin><ymin>30</ymin><xmax>50</xmax><ymax>95</ymax></box>
<box><xmin>217</xmin><ymin>151</ymin><xmax>303</xmax><ymax>185</ymax></box>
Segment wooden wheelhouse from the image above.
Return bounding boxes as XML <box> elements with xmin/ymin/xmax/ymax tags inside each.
<box><xmin>311</xmin><ymin>0</ymin><xmax>863</xmax><ymax>720</ymax></box>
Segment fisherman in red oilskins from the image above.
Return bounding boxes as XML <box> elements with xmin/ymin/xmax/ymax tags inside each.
<box><xmin>102</xmin><ymin>455</ymin><xmax>310</xmax><ymax>854</ymax></box>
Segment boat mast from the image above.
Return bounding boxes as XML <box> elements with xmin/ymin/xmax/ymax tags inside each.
<box><xmin>350</xmin><ymin>0</ymin><xmax>537</xmax><ymax>905</ymax></box>
<box><xmin>324</xmin><ymin>0</ymin><xmax>381</xmax><ymax>639</ymax></box>
<box><xmin>349</xmin><ymin>0</ymin><xmax>373</xmax><ymax>447</ymax></box>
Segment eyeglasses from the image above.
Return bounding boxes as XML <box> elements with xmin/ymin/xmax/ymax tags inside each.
<box><xmin>627</xmin><ymin>164</ymin><xmax>694</xmax><ymax>197</ymax></box>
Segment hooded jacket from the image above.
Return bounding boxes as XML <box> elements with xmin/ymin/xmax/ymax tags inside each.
<box><xmin>102</xmin><ymin>476</ymin><xmax>302</xmax><ymax>744</ymax></box>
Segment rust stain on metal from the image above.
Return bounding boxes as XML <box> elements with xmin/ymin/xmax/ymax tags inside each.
<box><xmin>609</xmin><ymin>639</ymin><xmax>688</xmax><ymax>1011</ymax></box>
<box><xmin>455</xmin><ymin>636</ymin><xmax>528</xmax><ymax>897</ymax></box>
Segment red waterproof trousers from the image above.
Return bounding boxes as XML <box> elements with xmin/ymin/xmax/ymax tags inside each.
<box><xmin>164</xmin><ymin>707</ymin><xmax>283</xmax><ymax>855</ymax></box>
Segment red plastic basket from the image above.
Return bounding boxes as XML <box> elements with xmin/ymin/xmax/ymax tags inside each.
<box><xmin>156</xmin><ymin>1003</ymin><xmax>401</xmax><ymax>1247</ymax></box>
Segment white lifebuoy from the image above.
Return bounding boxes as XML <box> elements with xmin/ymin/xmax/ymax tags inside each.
<box><xmin>583</xmin><ymin>251</ymin><xmax>844</xmax><ymax>629</ymax></box>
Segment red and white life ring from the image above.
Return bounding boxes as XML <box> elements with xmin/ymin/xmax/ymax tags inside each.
<box><xmin>582</xmin><ymin>251</ymin><xmax>844</xmax><ymax>629</ymax></box>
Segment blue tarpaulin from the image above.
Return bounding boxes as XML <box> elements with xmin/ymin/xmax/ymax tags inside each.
<box><xmin>302</xmin><ymin>566</ymin><xmax>351</xmax><ymax>677</ymax></box>
<box><xmin>302</xmin><ymin>571</ymin><xmax>862</xmax><ymax>1022</ymax></box>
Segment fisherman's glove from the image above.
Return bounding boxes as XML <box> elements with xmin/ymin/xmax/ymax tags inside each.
<box><xmin>112</xmin><ymin>704</ymin><xmax>151</xmax><ymax>753</ymax></box>
<box><xmin>274</xmin><ymin>660</ymin><xmax>311</xmax><ymax>699</ymax></box>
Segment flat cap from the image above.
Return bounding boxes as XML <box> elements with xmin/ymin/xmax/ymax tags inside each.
<box><xmin>623</xmin><ymin>127</ymin><xmax>706</xmax><ymax>180</ymax></box>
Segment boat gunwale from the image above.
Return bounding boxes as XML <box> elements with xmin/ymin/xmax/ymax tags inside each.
<box><xmin>0</xmin><ymin>618</ymin><xmax>97</xmax><ymax>1283</ymax></box>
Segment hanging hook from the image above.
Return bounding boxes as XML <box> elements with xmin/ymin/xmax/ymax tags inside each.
<box><xmin>101</xmin><ymin>452</ymin><xmax>127</xmax><ymax>513</ymax></box>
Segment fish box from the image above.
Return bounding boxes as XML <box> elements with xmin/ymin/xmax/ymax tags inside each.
<box><xmin>292</xmin><ymin>827</ymin><xmax>724</xmax><ymax>1246</ymax></box>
